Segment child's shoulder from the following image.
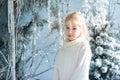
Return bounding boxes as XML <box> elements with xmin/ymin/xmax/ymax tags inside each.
<box><xmin>78</xmin><ymin>39</ymin><xmax>90</xmax><ymax>49</ymax></box>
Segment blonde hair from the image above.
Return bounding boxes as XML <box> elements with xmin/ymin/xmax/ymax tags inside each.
<box><xmin>64</xmin><ymin>12</ymin><xmax>90</xmax><ymax>41</ymax></box>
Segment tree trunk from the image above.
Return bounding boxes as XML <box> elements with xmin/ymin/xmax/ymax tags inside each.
<box><xmin>8</xmin><ymin>0</ymin><xmax>16</xmax><ymax>80</ymax></box>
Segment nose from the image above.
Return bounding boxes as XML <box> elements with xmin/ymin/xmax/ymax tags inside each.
<box><xmin>68</xmin><ymin>29</ymin><xmax>72</xmax><ymax>34</ymax></box>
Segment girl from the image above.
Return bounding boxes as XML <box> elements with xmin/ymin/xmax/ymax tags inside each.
<box><xmin>53</xmin><ymin>12</ymin><xmax>92</xmax><ymax>80</ymax></box>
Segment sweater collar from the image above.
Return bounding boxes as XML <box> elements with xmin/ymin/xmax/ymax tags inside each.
<box><xmin>63</xmin><ymin>37</ymin><xmax>86</xmax><ymax>48</ymax></box>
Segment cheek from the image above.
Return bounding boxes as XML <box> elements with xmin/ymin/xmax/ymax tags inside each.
<box><xmin>65</xmin><ymin>30</ymin><xmax>68</xmax><ymax>34</ymax></box>
<box><xmin>65</xmin><ymin>30</ymin><xmax>69</xmax><ymax>36</ymax></box>
<box><xmin>74</xmin><ymin>30</ymin><xmax>81</xmax><ymax>36</ymax></box>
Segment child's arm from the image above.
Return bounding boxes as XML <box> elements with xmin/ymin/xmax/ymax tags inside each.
<box><xmin>53</xmin><ymin>64</ymin><xmax>59</xmax><ymax>80</ymax></box>
<box><xmin>70</xmin><ymin>42</ymin><xmax>92</xmax><ymax>80</ymax></box>
<box><xmin>53</xmin><ymin>49</ymin><xmax>61</xmax><ymax>80</ymax></box>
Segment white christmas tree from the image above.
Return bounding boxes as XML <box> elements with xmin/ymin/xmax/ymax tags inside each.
<box><xmin>82</xmin><ymin>0</ymin><xmax>120</xmax><ymax>79</ymax></box>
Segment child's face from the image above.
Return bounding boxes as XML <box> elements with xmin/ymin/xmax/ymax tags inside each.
<box><xmin>65</xmin><ymin>20</ymin><xmax>81</xmax><ymax>41</ymax></box>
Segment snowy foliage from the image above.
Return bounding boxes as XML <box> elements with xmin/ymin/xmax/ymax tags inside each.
<box><xmin>82</xmin><ymin>0</ymin><xmax>120</xmax><ymax>79</ymax></box>
<box><xmin>14</xmin><ymin>0</ymin><xmax>64</xmax><ymax>80</ymax></box>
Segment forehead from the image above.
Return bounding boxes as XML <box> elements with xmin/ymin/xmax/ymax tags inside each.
<box><xmin>65</xmin><ymin>19</ymin><xmax>80</xmax><ymax>27</ymax></box>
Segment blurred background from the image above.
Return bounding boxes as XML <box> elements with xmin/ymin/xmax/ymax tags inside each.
<box><xmin>0</xmin><ymin>0</ymin><xmax>120</xmax><ymax>80</ymax></box>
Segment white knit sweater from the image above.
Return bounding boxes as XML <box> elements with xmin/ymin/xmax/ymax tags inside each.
<box><xmin>53</xmin><ymin>37</ymin><xmax>92</xmax><ymax>80</ymax></box>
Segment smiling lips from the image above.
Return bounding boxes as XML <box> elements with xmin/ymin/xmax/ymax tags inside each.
<box><xmin>68</xmin><ymin>35</ymin><xmax>73</xmax><ymax>37</ymax></box>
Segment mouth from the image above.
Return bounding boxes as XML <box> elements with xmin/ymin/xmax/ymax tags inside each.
<box><xmin>67</xmin><ymin>35</ymin><xmax>73</xmax><ymax>37</ymax></box>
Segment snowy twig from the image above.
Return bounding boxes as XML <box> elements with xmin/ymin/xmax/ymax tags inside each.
<box><xmin>0</xmin><ymin>51</ymin><xmax>8</xmax><ymax>64</ymax></box>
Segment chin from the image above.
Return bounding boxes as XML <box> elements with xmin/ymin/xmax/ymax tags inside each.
<box><xmin>67</xmin><ymin>38</ymin><xmax>74</xmax><ymax>41</ymax></box>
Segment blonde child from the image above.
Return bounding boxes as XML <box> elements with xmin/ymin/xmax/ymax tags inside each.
<box><xmin>53</xmin><ymin>12</ymin><xmax>92</xmax><ymax>80</ymax></box>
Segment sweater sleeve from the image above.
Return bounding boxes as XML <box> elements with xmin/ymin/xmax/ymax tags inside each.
<box><xmin>53</xmin><ymin>62</ymin><xmax>59</xmax><ymax>80</ymax></box>
<box><xmin>53</xmin><ymin>48</ymin><xmax>62</xmax><ymax>80</ymax></box>
<box><xmin>70</xmin><ymin>42</ymin><xmax>92</xmax><ymax>80</ymax></box>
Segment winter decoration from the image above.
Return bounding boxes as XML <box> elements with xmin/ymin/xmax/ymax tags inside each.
<box><xmin>82</xmin><ymin>0</ymin><xmax>120</xmax><ymax>79</ymax></box>
<box><xmin>0</xmin><ymin>0</ymin><xmax>120</xmax><ymax>80</ymax></box>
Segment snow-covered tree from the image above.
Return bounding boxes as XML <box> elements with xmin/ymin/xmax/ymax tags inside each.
<box><xmin>8</xmin><ymin>0</ymin><xmax>16</xmax><ymax>80</ymax></box>
<box><xmin>82</xmin><ymin>0</ymin><xmax>120</xmax><ymax>79</ymax></box>
<box><xmin>14</xmin><ymin>0</ymin><xmax>63</xmax><ymax>79</ymax></box>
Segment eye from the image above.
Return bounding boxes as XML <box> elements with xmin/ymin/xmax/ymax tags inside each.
<box><xmin>66</xmin><ymin>27</ymin><xmax>70</xmax><ymax>29</ymax></box>
<box><xmin>73</xmin><ymin>27</ymin><xmax>76</xmax><ymax>30</ymax></box>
